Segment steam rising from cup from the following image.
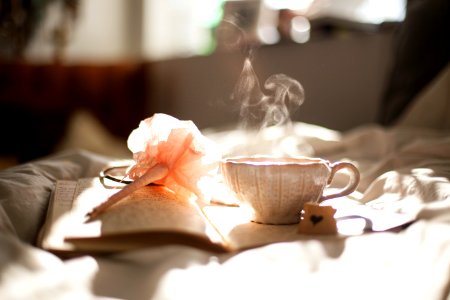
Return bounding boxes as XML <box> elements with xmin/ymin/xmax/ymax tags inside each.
<box><xmin>232</xmin><ymin>57</ymin><xmax>305</xmax><ymax>131</ymax></box>
<box><xmin>214</xmin><ymin>18</ymin><xmax>312</xmax><ymax>157</ymax></box>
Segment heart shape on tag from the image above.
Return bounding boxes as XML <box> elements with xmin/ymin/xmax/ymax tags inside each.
<box><xmin>310</xmin><ymin>215</ymin><xmax>323</xmax><ymax>225</ymax></box>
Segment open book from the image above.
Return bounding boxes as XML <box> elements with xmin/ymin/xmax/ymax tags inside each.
<box><xmin>38</xmin><ymin>178</ymin><xmax>415</xmax><ymax>255</ymax></box>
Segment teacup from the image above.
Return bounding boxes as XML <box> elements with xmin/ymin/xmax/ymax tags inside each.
<box><xmin>220</xmin><ymin>156</ymin><xmax>360</xmax><ymax>224</ymax></box>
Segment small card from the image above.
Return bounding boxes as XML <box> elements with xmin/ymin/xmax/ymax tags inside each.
<box><xmin>297</xmin><ymin>203</ymin><xmax>338</xmax><ymax>235</ymax></box>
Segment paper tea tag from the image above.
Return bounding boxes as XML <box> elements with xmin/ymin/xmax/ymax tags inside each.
<box><xmin>297</xmin><ymin>203</ymin><xmax>337</xmax><ymax>235</ymax></box>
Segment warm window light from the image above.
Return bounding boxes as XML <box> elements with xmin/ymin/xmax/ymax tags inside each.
<box><xmin>264</xmin><ymin>0</ymin><xmax>314</xmax><ymax>11</ymax></box>
<box><xmin>355</xmin><ymin>0</ymin><xmax>406</xmax><ymax>24</ymax></box>
<box><xmin>257</xmin><ymin>25</ymin><xmax>281</xmax><ymax>45</ymax></box>
<box><xmin>290</xmin><ymin>16</ymin><xmax>311</xmax><ymax>43</ymax></box>
<box><xmin>142</xmin><ymin>0</ymin><xmax>224</xmax><ymax>60</ymax></box>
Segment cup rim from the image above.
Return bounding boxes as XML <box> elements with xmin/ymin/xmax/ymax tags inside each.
<box><xmin>221</xmin><ymin>156</ymin><xmax>327</xmax><ymax>166</ymax></box>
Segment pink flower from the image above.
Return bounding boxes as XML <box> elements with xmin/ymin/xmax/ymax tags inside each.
<box><xmin>126</xmin><ymin>113</ymin><xmax>220</xmax><ymax>199</ymax></box>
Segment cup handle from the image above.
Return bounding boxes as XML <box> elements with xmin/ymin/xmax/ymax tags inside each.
<box><xmin>320</xmin><ymin>162</ymin><xmax>360</xmax><ymax>201</ymax></box>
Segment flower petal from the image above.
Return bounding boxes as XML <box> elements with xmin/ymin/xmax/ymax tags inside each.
<box><xmin>126</xmin><ymin>113</ymin><xmax>221</xmax><ymax>199</ymax></box>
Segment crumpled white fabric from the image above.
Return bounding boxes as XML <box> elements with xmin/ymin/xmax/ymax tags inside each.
<box><xmin>149</xmin><ymin>221</ymin><xmax>450</xmax><ymax>300</ymax></box>
<box><xmin>0</xmin><ymin>234</ymin><xmax>98</xmax><ymax>300</ymax></box>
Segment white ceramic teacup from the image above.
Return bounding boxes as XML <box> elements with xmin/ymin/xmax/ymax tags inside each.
<box><xmin>221</xmin><ymin>156</ymin><xmax>360</xmax><ymax>224</ymax></box>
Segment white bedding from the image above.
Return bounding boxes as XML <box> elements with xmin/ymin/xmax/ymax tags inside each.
<box><xmin>1</xmin><ymin>67</ymin><xmax>449</xmax><ymax>300</ymax></box>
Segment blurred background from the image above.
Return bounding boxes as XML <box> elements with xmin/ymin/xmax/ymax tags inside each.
<box><xmin>1</xmin><ymin>0</ymin><xmax>446</xmax><ymax>167</ymax></box>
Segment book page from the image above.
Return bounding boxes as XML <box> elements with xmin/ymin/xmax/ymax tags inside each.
<box><xmin>40</xmin><ymin>178</ymin><xmax>224</xmax><ymax>253</ymax></box>
<box><xmin>38</xmin><ymin>180</ymin><xmax>77</xmax><ymax>251</ymax></box>
<box><xmin>201</xmin><ymin>204</ymin><xmax>304</xmax><ymax>251</ymax></box>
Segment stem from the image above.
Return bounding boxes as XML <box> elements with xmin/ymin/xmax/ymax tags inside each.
<box><xmin>87</xmin><ymin>164</ymin><xmax>169</xmax><ymax>219</ymax></box>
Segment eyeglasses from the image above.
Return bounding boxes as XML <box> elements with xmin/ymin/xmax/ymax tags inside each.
<box><xmin>99</xmin><ymin>165</ymin><xmax>133</xmax><ymax>185</ymax></box>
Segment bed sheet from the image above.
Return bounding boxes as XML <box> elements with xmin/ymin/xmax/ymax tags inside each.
<box><xmin>0</xmin><ymin>120</ymin><xmax>449</xmax><ymax>300</ymax></box>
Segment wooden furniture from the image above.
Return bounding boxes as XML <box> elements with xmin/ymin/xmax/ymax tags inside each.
<box><xmin>0</xmin><ymin>62</ymin><xmax>149</xmax><ymax>161</ymax></box>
